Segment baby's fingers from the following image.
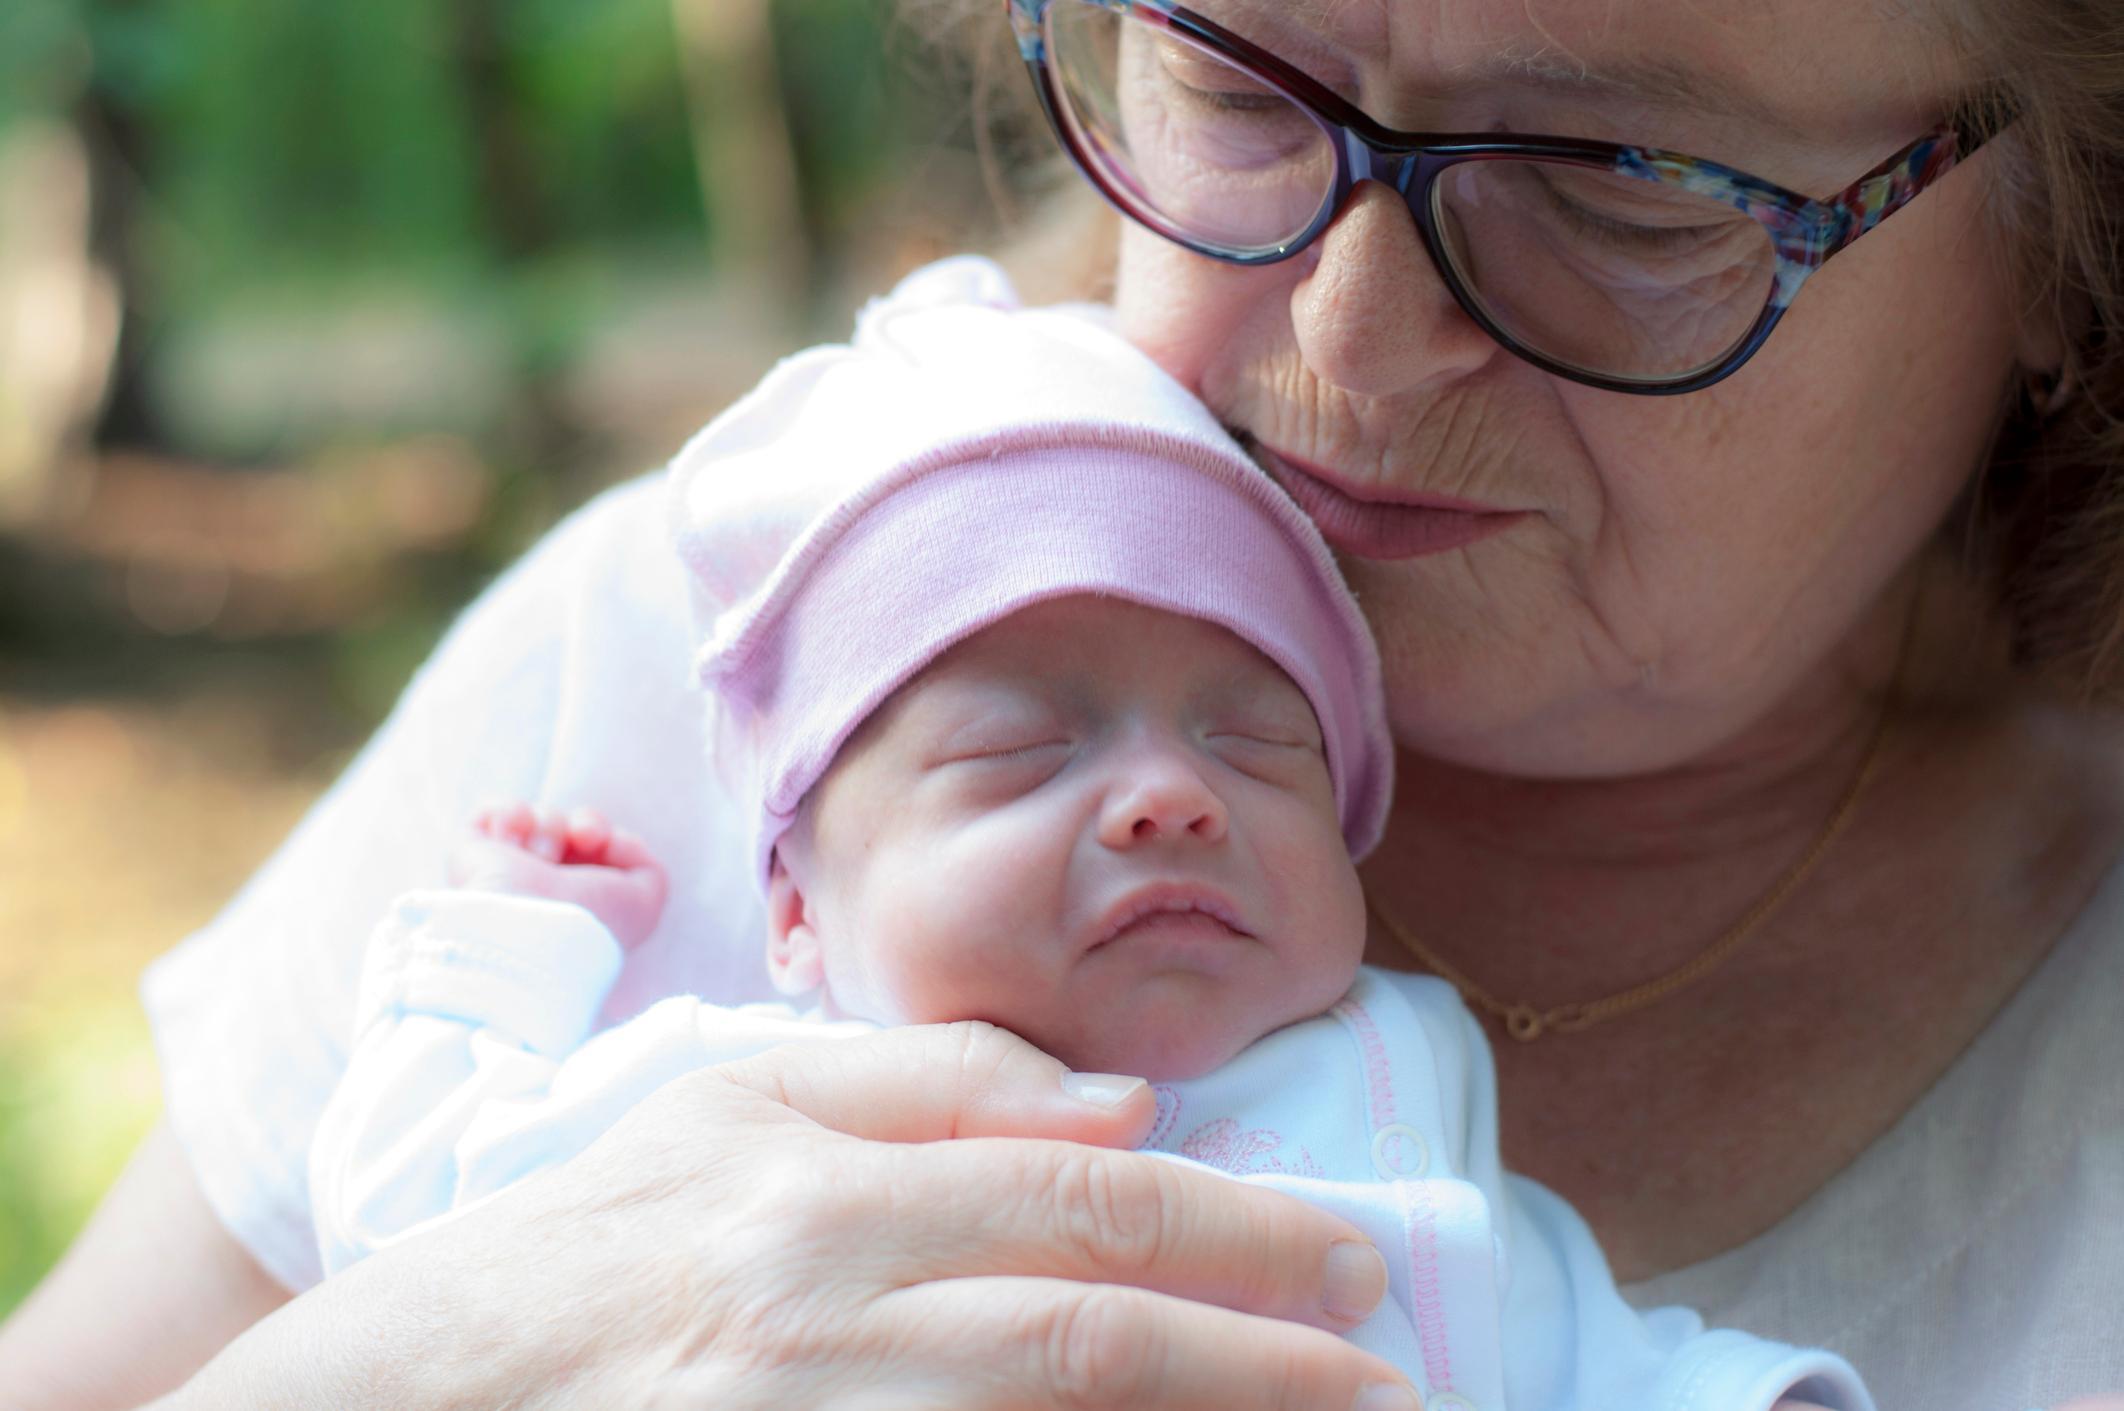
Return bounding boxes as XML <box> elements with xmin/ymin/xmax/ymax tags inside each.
<box><xmin>881</xmin><ymin>1277</ymin><xmax>1420</xmax><ymax>1411</ymax></box>
<box><xmin>597</xmin><ymin>825</ymin><xmax>658</xmax><ymax>872</ymax></box>
<box><xmin>518</xmin><ymin>805</ymin><xmax>567</xmax><ymax>861</ymax></box>
<box><xmin>562</xmin><ymin>807</ymin><xmax>612</xmax><ymax>863</ymax></box>
<box><xmin>473</xmin><ymin>800</ymin><xmax>537</xmax><ymax>844</ymax></box>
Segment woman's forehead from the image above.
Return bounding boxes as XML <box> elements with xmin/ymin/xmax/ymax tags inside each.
<box><xmin>1185</xmin><ymin>0</ymin><xmax>1958</xmax><ymax>157</ymax></box>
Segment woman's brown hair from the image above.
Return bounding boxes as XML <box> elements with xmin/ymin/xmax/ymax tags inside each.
<box><xmin>1942</xmin><ymin>0</ymin><xmax>2124</xmax><ymax>697</ymax></box>
<box><xmin>900</xmin><ymin>0</ymin><xmax>2124</xmax><ymax>693</ymax></box>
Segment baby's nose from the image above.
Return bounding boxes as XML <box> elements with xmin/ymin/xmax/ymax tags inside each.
<box><xmin>1097</xmin><ymin>753</ymin><xmax>1229</xmax><ymax>848</ymax></box>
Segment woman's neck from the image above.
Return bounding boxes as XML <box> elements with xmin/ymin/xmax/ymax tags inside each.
<box><xmin>1362</xmin><ymin>551</ymin><xmax>2006</xmax><ymax>1000</ymax></box>
<box><xmin>1357</xmin><ymin>559</ymin><xmax>2124</xmax><ymax>1275</ymax></box>
<box><xmin>1364</xmin><ymin>665</ymin><xmax>1911</xmax><ymax>1011</ymax></box>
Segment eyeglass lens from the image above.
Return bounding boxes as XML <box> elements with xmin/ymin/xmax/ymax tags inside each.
<box><xmin>1045</xmin><ymin>0</ymin><xmax>1786</xmax><ymax>383</ymax></box>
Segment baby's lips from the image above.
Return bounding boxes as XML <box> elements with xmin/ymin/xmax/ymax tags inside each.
<box><xmin>1088</xmin><ymin>880</ymin><xmax>1251</xmax><ymax>949</ymax></box>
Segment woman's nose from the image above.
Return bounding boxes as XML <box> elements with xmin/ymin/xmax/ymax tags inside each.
<box><xmin>1290</xmin><ymin>180</ymin><xmax>1498</xmax><ymax>400</ymax></box>
<box><xmin>1096</xmin><ymin>750</ymin><xmax>1229</xmax><ymax>849</ymax></box>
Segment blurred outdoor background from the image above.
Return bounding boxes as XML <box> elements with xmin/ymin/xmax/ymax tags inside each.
<box><xmin>0</xmin><ymin>0</ymin><xmax>1103</xmax><ymax>1315</ymax></box>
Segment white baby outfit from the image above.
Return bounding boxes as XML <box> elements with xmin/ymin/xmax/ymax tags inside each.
<box><xmin>311</xmin><ymin>890</ymin><xmax>1873</xmax><ymax>1411</ymax></box>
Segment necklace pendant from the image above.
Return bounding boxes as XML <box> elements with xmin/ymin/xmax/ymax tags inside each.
<box><xmin>1503</xmin><ymin>1004</ymin><xmax>1546</xmax><ymax>1042</ymax></box>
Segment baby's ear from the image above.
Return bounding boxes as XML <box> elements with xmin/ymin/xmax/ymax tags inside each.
<box><xmin>765</xmin><ymin>850</ymin><xmax>826</xmax><ymax>996</ymax></box>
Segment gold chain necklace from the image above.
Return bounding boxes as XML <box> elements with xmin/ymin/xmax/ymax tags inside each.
<box><xmin>1368</xmin><ymin>679</ymin><xmax>1899</xmax><ymax>1043</ymax></box>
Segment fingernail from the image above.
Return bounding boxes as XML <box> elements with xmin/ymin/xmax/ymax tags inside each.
<box><xmin>1352</xmin><ymin>1383</ymin><xmax>1422</xmax><ymax>1411</ymax></box>
<box><xmin>1324</xmin><ymin>1239</ymin><xmax>1388</xmax><ymax>1321</ymax></box>
<box><xmin>1060</xmin><ymin>1071</ymin><xmax>1147</xmax><ymax>1108</ymax></box>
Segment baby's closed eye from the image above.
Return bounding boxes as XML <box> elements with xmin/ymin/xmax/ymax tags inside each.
<box><xmin>1208</xmin><ymin>723</ymin><xmax>1317</xmax><ymax>749</ymax></box>
<box><xmin>1205</xmin><ymin>701</ymin><xmax>1323</xmax><ymax>752</ymax></box>
<box><xmin>923</xmin><ymin>721</ymin><xmax>1078</xmax><ymax>798</ymax></box>
<box><xmin>927</xmin><ymin>715</ymin><xmax>1074</xmax><ymax>765</ymax></box>
<box><xmin>947</xmin><ymin>737</ymin><xmax>1075</xmax><ymax>767</ymax></box>
<box><xmin>1207</xmin><ymin>731</ymin><xmax>1324</xmax><ymax>784</ymax></box>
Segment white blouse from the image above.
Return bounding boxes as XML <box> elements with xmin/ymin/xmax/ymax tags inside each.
<box><xmin>1622</xmin><ymin>856</ymin><xmax>2124</xmax><ymax>1410</ymax></box>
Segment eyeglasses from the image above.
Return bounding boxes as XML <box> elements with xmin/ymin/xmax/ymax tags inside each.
<box><xmin>1007</xmin><ymin>0</ymin><xmax>1992</xmax><ymax>395</ymax></box>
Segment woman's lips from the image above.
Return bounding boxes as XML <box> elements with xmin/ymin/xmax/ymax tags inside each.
<box><xmin>1252</xmin><ymin>445</ymin><xmax>1526</xmax><ymax>560</ymax></box>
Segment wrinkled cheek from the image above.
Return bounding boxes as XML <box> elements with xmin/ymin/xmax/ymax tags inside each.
<box><xmin>1115</xmin><ymin>235</ymin><xmax>1209</xmax><ymax>383</ymax></box>
<box><xmin>1115</xmin><ymin>228</ymin><xmax>1285</xmax><ymax>398</ymax></box>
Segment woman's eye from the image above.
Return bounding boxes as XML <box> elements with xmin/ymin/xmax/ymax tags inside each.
<box><xmin>1155</xmin><ymin>45</ymin><xmax>1294</xmax><ymax>117</ymax></box>
<box><xmin>1174</xmin><ymin>81</ymin><xmax>1286</xmax><ymax>115</ymax></box>
<box><xmin>1530</xmin><ymin>168</ymin><xmax>1726</xmax><ymax>253</ymax></box>
<box><xmin>1563</xmin><ymin>203</ymin><xmax>1721</xmax><ymax>252</ymax></box>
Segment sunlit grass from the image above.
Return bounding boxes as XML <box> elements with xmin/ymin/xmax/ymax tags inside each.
<box><xmin>0</xmin><ymin>995</ymin><xmax>159</xmax><ymax>1314</ymax></box>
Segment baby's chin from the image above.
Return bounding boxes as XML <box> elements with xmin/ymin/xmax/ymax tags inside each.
<box><xmin>1017</xmin><ymin>971</ymin><xmax>1357</xmax><ymax>1081</ymax></box>
<box><xmin>1040</xmin><ymin>1022</ymin><xmax>1267</xmax><ymax>1085</ymax></box>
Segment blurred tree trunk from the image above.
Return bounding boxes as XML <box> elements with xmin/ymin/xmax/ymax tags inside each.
<box><xmin>0</xmin><ymin>121</ymin><xmax>120</xmax><ymax>525</ymax></box>
<box><xmin>451</xmin><ymin>0</ymin><xmax>552</xmax><ymax>260</ymax></box>
<box><xmin>448</xmin><ymin>0</ymin><xmax>576</xmax><ymax>479</ymax></box>
<box><xmin>670</xmin><ymin>0</ymin><xmax>810</xmax><ymax>309</ymax></box>
<box><xmin>76</xmin><ymin>82</ymin><xmax>151</xmax><ymax>461</ymax></box>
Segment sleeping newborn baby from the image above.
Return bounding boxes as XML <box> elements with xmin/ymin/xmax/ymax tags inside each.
<box><xmin>309</xmin><ymin>260</ymin><xmax>1874</xmax><ymax>1411</ymax></box>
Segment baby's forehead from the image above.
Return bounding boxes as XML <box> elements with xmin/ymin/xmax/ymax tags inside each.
<box><xmin>829</xmin><ymin>601</ymin><xmax>1318</xmax><ymax>769</ymax></box>
<box><xmin>794</xmin><ymin>592</ymin><xmax>1348</xmax><ymax>845</ymax></box>
<box><xmin>917</xmin><ymin>598</ymin><xmax>1301</xmax><ymax>702</ymax></box>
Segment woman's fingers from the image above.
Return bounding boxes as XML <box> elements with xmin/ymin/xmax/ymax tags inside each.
<box><xmin>268</xmin><ymin>1024</ymin><xmax>1407</xmax><ymax>1411</ymax></box>
<box><xmin>711</xmin><ymin>1019</ymin><xmax>1161</xmax><ymax>1147</ymax></box>
<box><xmin>881</xmin><ymin>1276</ymin><xmax>1420</xmax><ymax>1411</ymax></box>
<box><xmin>688</xmin><ymin>1025</ymin><xmax>1391</xmax><ymax>1332</ymax></box>
<box><xmin>875</xmin><ymin>1139</ymin><xmax>1388</xmax><ymax>1333</ymax></box>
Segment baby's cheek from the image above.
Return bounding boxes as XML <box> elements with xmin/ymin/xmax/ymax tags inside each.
<box><xmin>846</xmin><ymin>886</ymin><xmax>1002</xmax><ymax>1027</ymax></box>
<box><xmin>1263</xmin><ymin>809</ymin><xmax>1370</xmax><ymax>987</ymax></box>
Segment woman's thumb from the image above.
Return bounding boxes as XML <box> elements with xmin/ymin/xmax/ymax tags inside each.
<box><xmin>711</xmin><ymin>1020</ymin><xmax>1157</xmax><ymax>1147</ymax></box>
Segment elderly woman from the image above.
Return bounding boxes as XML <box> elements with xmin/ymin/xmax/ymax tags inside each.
<box><xmin>4</xmin><ymin>0</ymin><xmax>2120</xmax><ymax>1407</ymax></box>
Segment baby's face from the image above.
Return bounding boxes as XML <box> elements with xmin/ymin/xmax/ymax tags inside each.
<box><xmin>770</xmin><ymin>596</ymin><xmax>1368</xmax><ymax>1081</ymax></box>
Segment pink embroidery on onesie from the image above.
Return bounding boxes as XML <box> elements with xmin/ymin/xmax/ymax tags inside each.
<box><xmin>1147</xmin><ymin>1084</ymin><xmax>1183</xmax><ymax>1148</ymax></box>
<box><xmin>1176</xmin><ymin>1118</ymin><xmax>1325</xmax><ymax>1179</ymax></box>
<box><xmin>1144</xmin><ymin>1087</ymin><xmax>1323</xmax><ymax>1178</ymax></box>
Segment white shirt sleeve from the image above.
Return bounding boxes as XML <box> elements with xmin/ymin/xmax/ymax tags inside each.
<box><xmin>309</xmin><ymin>890</ymin><xmax>861</xmax><ymax>1275</ymax></box>
<box><xmin>142</xmin><ymin>475</ymin><xmax>774</xmax><ymax>1291</ymax></box>
<box><xmin>1495</xmin><ymin>1176</ymin><xmax>1874</xmax><ymax>1411</ymax></box>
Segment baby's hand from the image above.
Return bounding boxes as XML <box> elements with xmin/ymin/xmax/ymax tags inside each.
<box><xmin>449</xmin><ymin>803</ymin><xmax>669</xmax><ymax>950</ymax></box>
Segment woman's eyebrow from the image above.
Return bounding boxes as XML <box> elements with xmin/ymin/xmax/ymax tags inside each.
<box><xmin>1220</xmin><ymin>0</ymin><xmax>1820</xmax><ymax>145</ymax></box>
<box><xmin>1479</xmin><ymin>50</ymin><xmax>1802</xmax><ymax>137</ymax></box>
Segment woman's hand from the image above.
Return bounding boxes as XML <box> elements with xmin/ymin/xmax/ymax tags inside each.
<box><xmin>167</xmin><ymin>1021</ymin><xmax>1416</xmax><ymax>1410</ymax></box>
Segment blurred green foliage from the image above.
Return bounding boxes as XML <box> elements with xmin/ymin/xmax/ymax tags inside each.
<box><xmin>2</xmin><ymin>0</ymin><xmax>968</xmax><ymax>469</ymax></box>
<box><xmin>4</xmin><ymin>0</ymin><xmax>932</xmax><ymax>289</ymax></box>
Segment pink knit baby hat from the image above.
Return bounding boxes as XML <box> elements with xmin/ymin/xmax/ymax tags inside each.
<box><xmin>669</xmin><ymin>257</ymin><xmax>1392</xmax><ymax>885</ymax></box>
